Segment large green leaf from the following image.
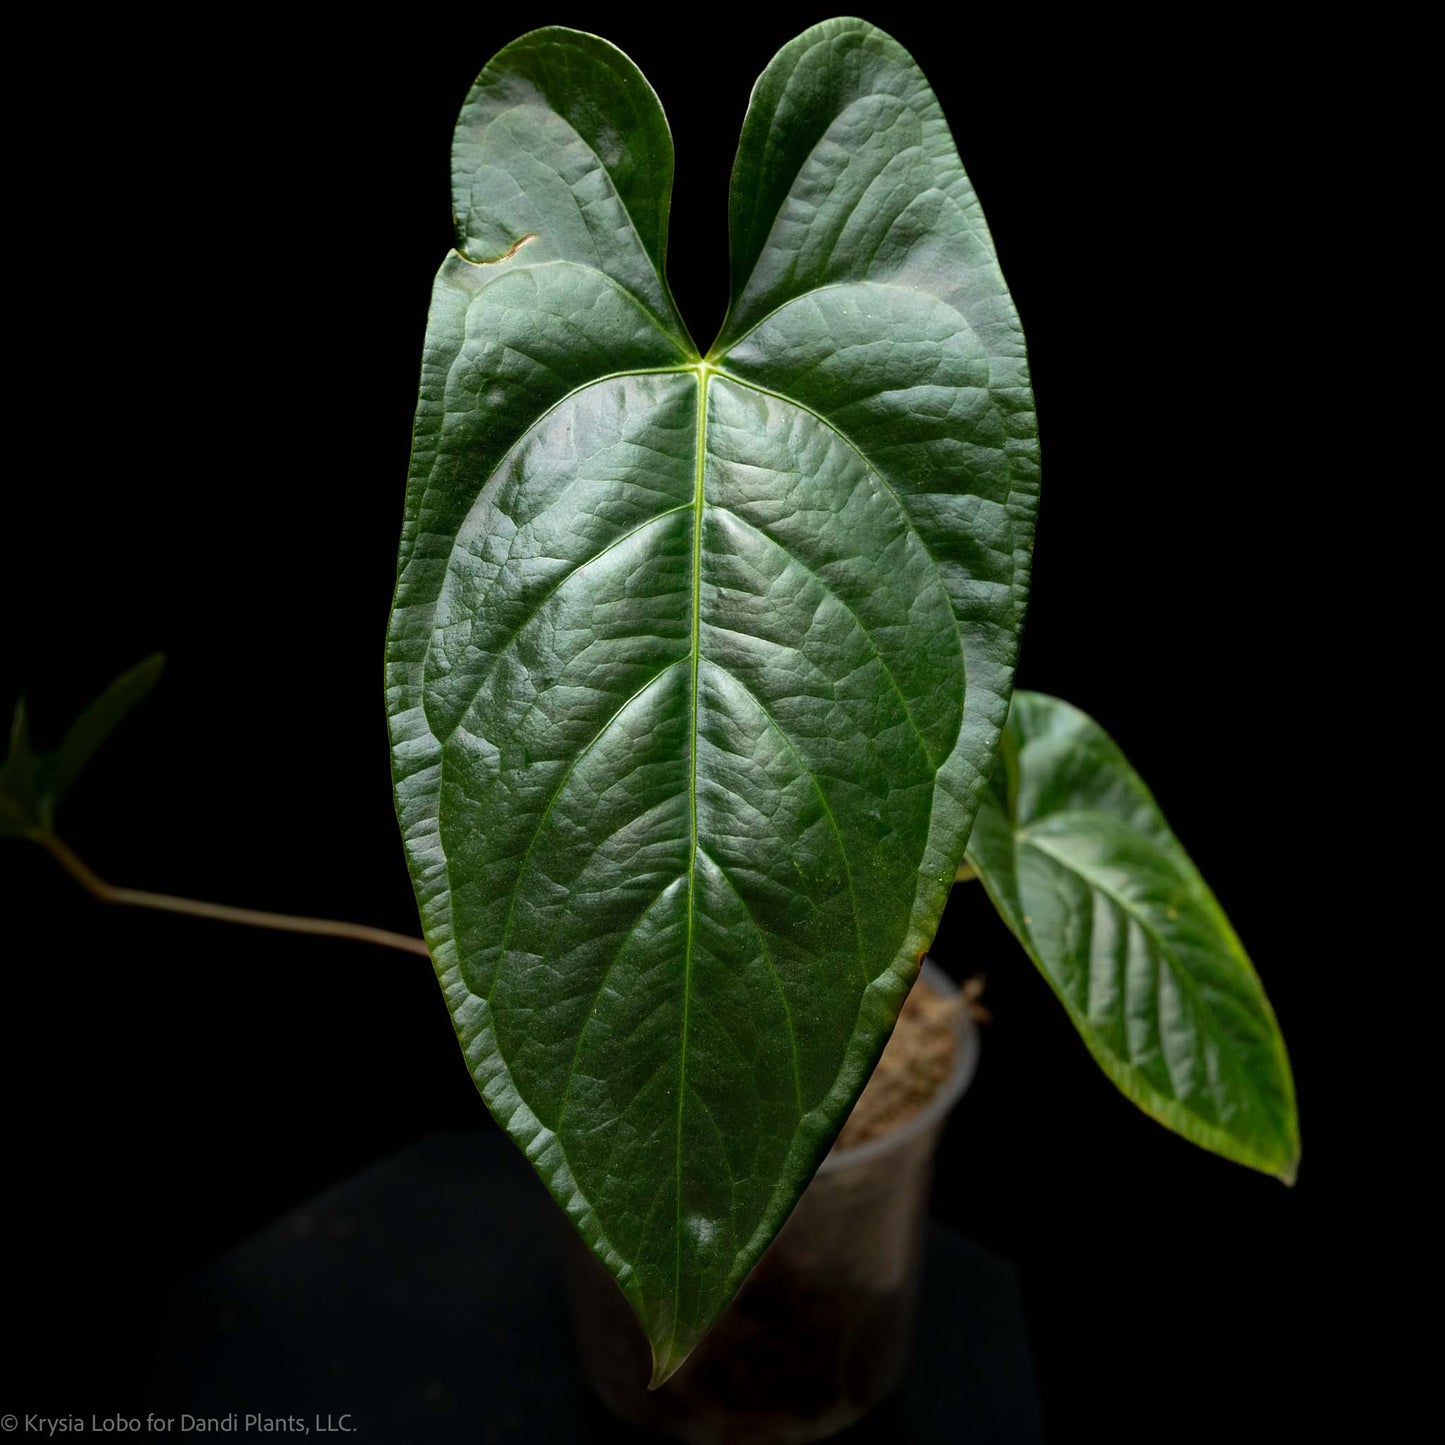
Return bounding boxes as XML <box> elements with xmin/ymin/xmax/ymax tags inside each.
<box><xmin>385</xmin><ymin>20</ymin><xmax>1037</xmax><ymax>1380</ymax></box>
<box><xmin>965</xmin><ymin>691</ymin><xmax>1299</xmax><ymax>1182</ymax></box>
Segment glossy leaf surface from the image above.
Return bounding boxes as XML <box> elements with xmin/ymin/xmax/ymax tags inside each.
<box><xmin>385</xmin><ymin>20</ymin><xmax>1037</xmax><ymax>1379</ymax></box>
<box><xmin>965</xmin><ymin>692</ymin><xmax>1299</xmax><ymax>1182</ymax></box>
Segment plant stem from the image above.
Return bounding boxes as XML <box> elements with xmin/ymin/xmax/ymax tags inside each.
<box><xmin>35</xmin><ymin>833</ymin><xmax>430</xmax><ymax>958</ymax></box>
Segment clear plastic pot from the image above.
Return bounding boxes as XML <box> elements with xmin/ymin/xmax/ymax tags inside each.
<box><xmin>563</xmin><ymin>960</ymin><xmax>979</xmax><ymax>1443</ymax></box>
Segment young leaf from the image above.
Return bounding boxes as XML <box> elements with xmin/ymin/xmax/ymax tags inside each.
<box><xmin>965</xmin><ymin>691</ymin><xmax>1300</xmax><ymax>1182</ymax></box>
<box><xmin>385</xmin><ymin>20</ymin><xmax>1037</xmax><ymax>1380</ymax></box>
<box><xmin>2</xmin><ymin>655</ymin><xmax>164</xmax><ymax>835</ymax></box>
<box><xmin>44</xmin><ymin>653</ymin><xmax>165</xmax><ymax>821</ymax></box>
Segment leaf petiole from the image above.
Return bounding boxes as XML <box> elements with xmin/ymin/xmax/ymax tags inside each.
<box><xmin>33</xmin><ymin>832</ymin><xmax>429</xmax><ymax>958</ymax></box>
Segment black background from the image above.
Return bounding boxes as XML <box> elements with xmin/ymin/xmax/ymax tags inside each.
<box><xmin>6</xmin><ymin>7</ymin><xmax>1347</xmax><ymax>1439</ymax></box>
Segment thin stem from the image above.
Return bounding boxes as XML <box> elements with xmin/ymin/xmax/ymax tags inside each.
<box><xmin>36</xmin><ymin>833</ymin><xmax>430</xmax><ymax>958</ymax></box>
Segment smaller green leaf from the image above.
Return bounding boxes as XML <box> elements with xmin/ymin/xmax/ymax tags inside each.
<box><xmin>42</xmin><ymin>653</ymin><xmax>165</xmax><ymax>821</ymax></box>
<box><xmin>0</xmin><ymin>696</ymin><xmax>40</xmax><ymax>836</ymax></box>
<box><xmin>965</xmin><ymin>691</ymin><xmax>1299</xmax><ymax>1183</ymax></box>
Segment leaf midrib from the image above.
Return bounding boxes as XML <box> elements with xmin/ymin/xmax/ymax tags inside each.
<box><xmin>671</xmin><ymin>364</ymin><xmax>710</xmax><ymax>1365</ymax></box>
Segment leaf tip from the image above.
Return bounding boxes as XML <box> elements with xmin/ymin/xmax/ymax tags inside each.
<box><xmin>8</xmin><ymin>693</ymin><xmax>30</xmax><ymax>756</ymax></box>
<box><xmin>647</xmin><ymin>1320</ymin><xmax>708</xmax><ymax>1390</ymax></box>
<box><xmin>129</xmin><ymin>652</ymin><xmax>166</xmax><ymax>694</ymax></box>
<box><xmin>1275</xmin><ymin>1141</ymin><xmax>1301</xmax><ymax>1188</ymax></box>
<box><xmin>647</xmin><ymin>1345</ymin><xmax>686</xmax><ymax>1391</ymax></box>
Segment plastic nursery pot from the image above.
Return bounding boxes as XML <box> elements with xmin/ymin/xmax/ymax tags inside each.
<box><xmin>563</xmin><ymin>959</ymin><xmax>979</xmax><ymax>1444</ymax></box>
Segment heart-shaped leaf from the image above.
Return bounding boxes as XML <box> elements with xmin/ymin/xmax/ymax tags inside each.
<box><xmin>385</xmin><ymin>19</ymin><xmax>1037</xmax><ymax>1380</ymax></box>
<box><xmin>965</xmin><ymin>691</ymin><xmax>1299</xmax><ymax>1182</ymax></box>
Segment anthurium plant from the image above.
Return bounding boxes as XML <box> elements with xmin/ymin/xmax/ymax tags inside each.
<box><xmin>381</xmin><ymin>15</ymin><xmax>1298</xmax><ymax>1386</ymax></box>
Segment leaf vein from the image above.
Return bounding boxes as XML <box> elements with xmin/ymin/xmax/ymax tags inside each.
<box><xmin>554</xmin><ymin>878</ymin><xmax>682</xmax><ymax>1130</ymax></box>
<box><xmin>1018</xmin><ymin>829</ymin><xmax>1261</xmax><ymax>1117</ymax></box>
<box><xmin>439</xmin><ymin>503</ymin><xmax>692</xmax><ymax>743</ymax></box>
<box><xmin>701</xmin><ymin>659</ymin><xmax>863</xmax><ymax>979</ymax></box>
<box><xmin>485</xmin><ymin>656</ymin><xmax>690</xmax><ymax>1007</ymax></box>
<box><xmin>711</xmin><ymin>371</ymin><xmax>966</xmax><ymax>733</ymax></box>
<box><xmin>698</xmin><ymin>847</ymin><xmax>805</xmax><ymax>1114</ymax></box>
<box><xmin>712</xmin><ymin>504</ymin><xmax>939</xmax><ymax>768</ymax></box>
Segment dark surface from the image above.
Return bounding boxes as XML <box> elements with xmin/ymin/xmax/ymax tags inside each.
<box><xmin>151</xmin><ymin>1131</ymin><xmax>1041</xmax><ymax>1444</ymax></box>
